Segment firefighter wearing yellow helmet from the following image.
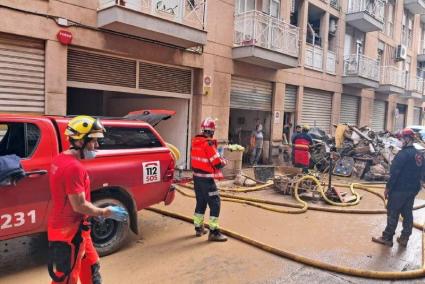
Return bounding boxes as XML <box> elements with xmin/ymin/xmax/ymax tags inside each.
<box><xmin>65</xmin><ymin>115</ymin><xmax>105</xmax><ymax>159</ymax></box>
<box><xmin>47</xmin><ymin>115</ymin><xmax>128</xmax><ymax>283</ymax></box>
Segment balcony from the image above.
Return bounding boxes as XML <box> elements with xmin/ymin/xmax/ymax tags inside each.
<box><xmin>404</xmin><ymin>0</ymin><xmax>425</xmax><ymax>14</ymax></box>
<box><xmin>418</xmin><ymin>40</ymin><xmax>425</xmax><ymax>62</ymax></box>
<box><xmin>97</xmin><ymin>0</ymin><xmax>207</xmax><ymax>48</ymax></box>
<box><xmin>305</xmin><ymin>43</ymin><xmax>323</xmax><ymax>71</ymax></box>
<box><xmin>233</xmin><ymin>11</ymin><xmax>300</xmax><ymax>69</ymax></box>
<box><xmin>343</xmin><ymin>54</ymin><xmax>380</xmax><ymax>88</ymax></box>
<box><xmin>326</xmin><ymin>50</ymin><xmax>336</xmax><ymax>74</ymax></box>
<box><xmin>346</xmin><ymin>0</ymin><xmax>384</xmax><ymax>32</ymax></box>
<box><xmin>404</xmin><ymin>76</ymin><xmax>424</xmax><ymax>99</ymax></box>
<box><xmin>377</xmin><ymin>66</ymin><xmax>406</xmax><ymax>94</ymax></box>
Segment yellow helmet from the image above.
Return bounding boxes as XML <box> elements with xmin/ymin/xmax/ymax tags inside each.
<box><xmin>65</xmin><ymin>115</ymin><xmax>105</xmax><ymax>140</ymax></box>
<box><xmin>302</xmin><ymin>124</ymin><xmax>310</xmax><ymax>131</ymax></box>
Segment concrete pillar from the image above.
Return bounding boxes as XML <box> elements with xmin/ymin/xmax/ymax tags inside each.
<box><xmin>406</xmin><ymin>98</ymin><xmax>415</xmax><ymax>126</ymax></box>
<box><xmin>330</xmin><ymin>92</ymin><xmax>341</xmax><ymax>135</ymax></box>
<box><xmin>45</xmin><ymin>40</ymin><xmax>67</xmax><ymax>115</ymax></box>
<box><xmin>358</xmin><ymin>92</ymin><xmax>373</xmax><ymax>127</ymax></box>
<box><xmin>298</xmin><ymin>0</ymin><xmax>309</xmax><ymax>67</ymax></box>
<box><xmin>320</xmin><ymin>12</ymin><xmax>330</xmax><ymax>71</ymax></box>
<box><xmin>295</xmin><ymin>85</ymin><xmax>304</xmax><ymax>125</ymax></box>
<box><xmin>272</xmin><ymin>82</ymin><xmax>285</xmax><ymax>142</ymax></box>
<box><xmin>386</xmin><ymin>94</ymin><xmax>397</xmax><ymax>131</ymax></box>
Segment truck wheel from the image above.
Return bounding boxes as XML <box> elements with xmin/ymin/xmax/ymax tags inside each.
<box><xmin>91</xmin><ymin>198</ymin><xmax>130</xmax><ymax>256</ymax></box>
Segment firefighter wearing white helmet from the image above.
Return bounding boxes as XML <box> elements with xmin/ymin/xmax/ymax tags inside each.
<box><xmin>190</xmin><ymin>117</ymin><xmax>228</xmax><ymax>241</ymax></box>
<box><xmin>47</xmin><ymin>115</ymin><xmax>128</xmax><ymax>284</ymax></box>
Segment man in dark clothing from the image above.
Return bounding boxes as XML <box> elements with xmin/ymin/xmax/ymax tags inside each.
<box><xmin>372</xmin><ymin>128</ymin><xmax>424</xmax><ymax>247</ymax></box>
<box><xmin>292</xmin><ymin>125</ymin><xmax>313</xmax><ymax>173</ymax></box>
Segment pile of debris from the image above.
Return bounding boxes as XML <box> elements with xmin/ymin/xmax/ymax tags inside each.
<box><xmin>307</xmin><ymin>124</ymin><xmax>409</xmax><ymax>181</ymax></box>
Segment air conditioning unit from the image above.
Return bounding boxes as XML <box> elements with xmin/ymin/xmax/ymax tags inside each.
<box><xmin>395</xmin><ymin>44</ymin><xmax>407</xmax><ymax>61</ymax></box>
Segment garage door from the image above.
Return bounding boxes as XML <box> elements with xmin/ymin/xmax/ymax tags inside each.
<box><xmin>371</xmin><ymin>100</ymin><xmax>387</xmax><ymax>131</ymax></box>
<box><xmin>0</xmin><ymin>35</ymin><xmax>45</xmax><ymax>113</ymax></box>
<box><xmin>340</xmin><ymin>94</ymin><xmax>359</xmax><ymax>125</ymax></box>
<box><xmin>301</xmin><ymin>88</ymin><xmax>333</xmax><ymax>133</ymax></box>
<box><xmin>413</xmin><ymin>107</ymin><xmax>422</xmax><ymax>125</ymax></box>
<box><xmin>284</xmin><ymin>85</ymin><xmax>297</xmax><ymax>112</ymax></box>
<box><xmin>230</xmin><ymin>77</ymin><xmax>272</xmax><ymax>111</ymax></box>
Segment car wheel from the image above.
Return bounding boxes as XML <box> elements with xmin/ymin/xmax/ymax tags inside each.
<box><xmin>90</xmin><ymin>197</ymin><xmax>130</xmax><ymax>256</ymax></box>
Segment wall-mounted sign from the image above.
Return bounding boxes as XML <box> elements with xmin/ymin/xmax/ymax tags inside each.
<box><xmin>57</xmin><ymin>30</ymin><xmax>73</xmax><ymax>45</ymax></box>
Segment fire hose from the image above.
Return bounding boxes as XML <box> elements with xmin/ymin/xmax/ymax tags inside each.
<box><xmin>146</xmin><ymin>178</ymin><xmax>425</xmax><ymax>279</ymax></box>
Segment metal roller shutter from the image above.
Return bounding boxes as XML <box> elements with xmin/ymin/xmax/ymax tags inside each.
<box><xmin>230</xmin><ymin>77</ymin><xmax>272</xmax><ymax>111</ymax></box>
<box><xmin>139</xmin><ymin>62</ymin><xmax>192</xmax><ymax>94</ymax></box>
<box><xmin>301</xmin><ymin>88</ymin><xmax>333</xmax><ymax>133</ymax></box>
<box><xmin>284</xmin><ymin>85</ymin><xmax>297</xmax><ymax>112</ymax></box>
<box><xmin>371</xmin><ymin>100</ymin><xmax>387</xmax><ymax>131</ymax></box>
<box><xmin>340</xmin><ymin>94</ymin><xmax>359</xmax><ymax>125</ymax></box>
<box><xmin>0</xmin><ymin>36</ymin><xmax>45</xmax><ymax>113</ymax></box>
<box><xmin>413</xmin><ymin>107</ymin><xmax>421</xmax><ymax>125</ymax></box>
<box><xmin>68</xmin><ymin>49</ymin><xmax>137</xmax><ymax>88</ymax></box>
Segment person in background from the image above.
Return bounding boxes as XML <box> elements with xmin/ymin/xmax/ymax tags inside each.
<box><xmin>372</xmin><ymin>128</ymin><xmax>425</xmax><ymax>247</ymax></box>
<box><xmin>291</xmin><ymin>125</ymin><xmax>313</xmax><ymax>173</ymax></box>
<box><xmin>283</xmin><ymin>122</ymin><xmax>292</xmax><ymax>144</ymax></box>
<box><xmin>250</xmin><ymin>119</ymin><xmax>263</xmax><ymax>166</ymax></box>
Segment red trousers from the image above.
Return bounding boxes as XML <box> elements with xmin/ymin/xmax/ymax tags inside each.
<box><xmin>50</xmin><ymin>229</ymin><xmax>100</xmax><ymax>284</ymax></box>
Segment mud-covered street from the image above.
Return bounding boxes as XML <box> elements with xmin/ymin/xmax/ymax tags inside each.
<box><xmin>1</xmin><ymin>178</ymin><xmax>425</xmax><ymax>284</ymax></box>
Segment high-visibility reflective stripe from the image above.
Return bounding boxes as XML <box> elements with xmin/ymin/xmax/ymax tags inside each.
<box><xmin>209</xmin><ymin>216</ymin><xmax>219</xmax><ymax>230</ymax></box>
<box><xmin>294</xmin><ymin>144</ymin><xmax>309</xmax><ymax>151</ymax></box>
<box><xmin>193</xmin><ymin>172</ymin><xmax>223</xmax><ymax>179</ymax></box>
<box><xmin>193</xmin><ymin>213</ymin><xmax>204</xmax><ymax>227</ymax></box>
<box><xmin>208</xmin><ymin>191</ymin><xmax>220</xmax><ymax>197</ymax></box>
<box><xmin>192</xmin><ymin>156</ymin><xmax>210</xmax><ymax>163</ymax></box>
<box><xmin>209</xmin><ymin>153</ymin><xmax>220</xmax><ymax>162</ymax></box>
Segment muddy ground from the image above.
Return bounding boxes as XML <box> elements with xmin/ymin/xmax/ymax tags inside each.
<box><xmin>1</xmin><ymin>174</ymin><xmax>425</xmax><ymax>284</ymax></box>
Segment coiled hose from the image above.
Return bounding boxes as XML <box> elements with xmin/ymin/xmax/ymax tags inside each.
<box><xmin>147</xmin><ymin>177</ymin><xmax>425</xmax><ymax>279</ymax></box>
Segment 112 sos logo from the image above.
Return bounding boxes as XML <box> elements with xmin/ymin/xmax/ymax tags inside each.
<box><xmin>143</xmin><ymin>161</ymin><xmax>161</xmax><ymax>184</ymax></box>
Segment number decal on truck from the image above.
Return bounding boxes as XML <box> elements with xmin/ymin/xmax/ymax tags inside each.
<box><xmin>142</xmin><ymin>161</ymin><xmax>161</xmax><ymax>184</ymax></box>
<box><xmin>0</xmin><ymin>210</ymin><xmax>36</xmax><ymax>230</ymax></box>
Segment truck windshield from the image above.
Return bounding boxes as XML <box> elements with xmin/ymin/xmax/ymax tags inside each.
<box><xmin>99</xmin><ymin>127</ymin><xmax>163</xmax><ymax>150</ymax></box>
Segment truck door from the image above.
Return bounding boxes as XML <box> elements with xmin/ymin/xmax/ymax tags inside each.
<box><xmin>0</xmin><ymin>119</ymin><xmax>57</xmax><ymax>239</ymax></box>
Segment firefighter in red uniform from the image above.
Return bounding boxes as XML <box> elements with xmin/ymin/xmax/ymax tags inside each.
<box><xmin>291</xmin><ymin>124</ymin><xmax>313</xmax><ymax>173</ymax></box>
<box><xmin>191</xmin><ymin>117</ymin><xmax>228</xmax><ymax>241</ymax></box>
<box><xmin>47</xmin><ymin>115</ymin><xmax>128</xmax><ymax>284</ymax></box>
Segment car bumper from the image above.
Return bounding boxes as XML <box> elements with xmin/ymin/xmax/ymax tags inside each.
<box><xmin>164</xmin><ymin>185</ymin><xmax>175</xmax><ymax>205</ymax></box>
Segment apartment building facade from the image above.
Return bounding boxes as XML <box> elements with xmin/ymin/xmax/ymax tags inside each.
<box><xmin>0</xmin><ymin>0</ymin><xmax>424</xmax><ymax>167</ymax></box>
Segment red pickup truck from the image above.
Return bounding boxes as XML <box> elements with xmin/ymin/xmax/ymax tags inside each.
<box><xmin>0</xmin><ymin>113</ymin><xmax>176</xmax><ymax>256</ymax></box>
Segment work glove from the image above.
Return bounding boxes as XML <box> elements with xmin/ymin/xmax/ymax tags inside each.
<box><xmin>106</xmin><ymin>205</ymin><xmax>129</xmax><ymax>222</ymax></box>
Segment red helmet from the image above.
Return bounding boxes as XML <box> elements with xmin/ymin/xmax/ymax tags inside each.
<box><xmin>401</xmin><ymin>128</ymin><xmax>415</xmax><ymax>138</ymax></box>
<box><xmin>201</xmin><ymin>117</ymin><xmax>216</xmax><ymax>132</ymax></box>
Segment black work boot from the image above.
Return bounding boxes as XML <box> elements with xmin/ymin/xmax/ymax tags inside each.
<box><xmin>195</xmin><ymin>226</ymin><xmax>207</xmax><ymax>237</ymax></box>
<box><xmin>208</xmin><ymin>229</ymin><xmax>227</xmax><ymax>242</ymax></box>
<box><xmin>372</xmin><ymin>236</ymin><xmax>393</xmax><ymax>247</ymax></box>
<box><xmin>397</xmin><ymin>236</ymin><xmax>409</xmax><ymax>247</ymax></box>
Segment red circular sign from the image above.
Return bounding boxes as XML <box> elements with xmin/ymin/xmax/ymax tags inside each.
<box><xmin>57</xmin><ymin>30</ymin><xmax>73</xmax><ymax>45</ymax></box>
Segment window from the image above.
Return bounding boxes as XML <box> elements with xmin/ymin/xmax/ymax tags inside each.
<box><xmin>377</xmin><ymin>41</ymin><xmax>384</xmax><ymax>65</ymax></box>
<box><xmin>99</xmin><ymin>127</ymin><xmax>163</xmax><ymax>150</ymax></box>
<box><xmin>384</xmin><ymin>1</ymin><xmax>394</xmax><ymax>37</ymax></box>
<box><xmin>0</xmin><ymin>123</ymin><xmax>40</xmax><ymax>158</ymax></box>
<box><xmin>401</xmin><ymin>10</ymin><xmax>413</xmax><ymax>48</ymax></box>
<box><xmin>237</xmin><ymin>0</ymin><xmax>255</xmax><ymax>14</ymax></box>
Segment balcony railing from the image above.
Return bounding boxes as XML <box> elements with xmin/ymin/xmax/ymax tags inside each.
<box><xmin>330</xmin><ymin>0</ymin><xmax>340</xmax><ymax>9</ymax></box>
<box><xmin>419</xmin><ymin>40</ymin><xmax>425</xmax><ymax>54</ymax></box>
<box><xmin>234</xmin><ymin>11</ymin><xmax>300</xmax><ymax>58</ymax></box>
<box><xmin>343</xmin><ymin>54</ymin><xmax>380</xmax><ymax>81</ymax></box>
<box><xmin>347</xmin><ymin>0</ymin><xmax>385</xmax><ymax>23</ymax></box>
<box><xmin>407</xmin><ymin>76</ymin><xmax>425</xmax><ymax>94</ymax></box>
<box><xmin>99</xmin><ymin>0</ymin><xmax>207</xmax><ymax>30</ymax></box>
<box><xmin>305</xmin><ymin>43</ymin><xmax>323</xmax><ymax>70</ymax></box>
<box><xmin>326</xmin><ymin>50</ymin><xmax>336</xmax><ymax>74</ymax></box>
<box><xmin>380</xmin><ymin>66</ymin><xmax>406</xmax><ymax>89</ymax></box>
